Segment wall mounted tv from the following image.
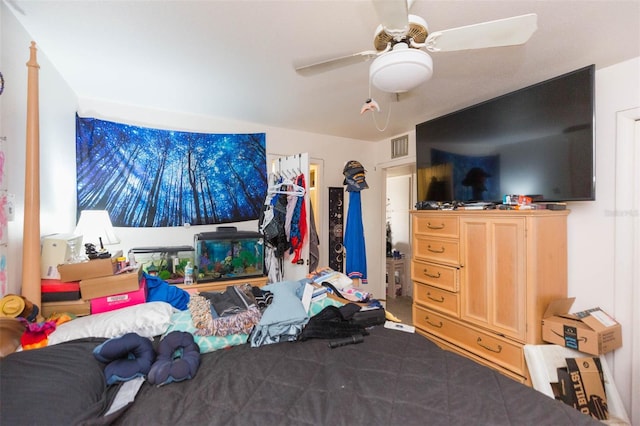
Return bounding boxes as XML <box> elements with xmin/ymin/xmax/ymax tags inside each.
<box><xmin>416</xmin><ymin>64</ymin><xmax>595</xmax><ymax>204</ymax></box>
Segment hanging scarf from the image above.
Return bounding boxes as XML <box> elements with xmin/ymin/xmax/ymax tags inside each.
<box><xmin>289</xmin><ymin>174</ymin><xmax>307</xmax><ymax>264</ymax></box>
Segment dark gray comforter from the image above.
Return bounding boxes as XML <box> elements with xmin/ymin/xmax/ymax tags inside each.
<box><xmin>1</xmin><ymin>328</ymin><xmax>599</xmax><ymax>426</ymax></box>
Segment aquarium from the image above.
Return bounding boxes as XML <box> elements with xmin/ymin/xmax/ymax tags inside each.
<box><xmin>129</xmin><ymin>246</ymin><xmax>195</xmax><ymax>284</ymax></box>
<box><xmin>194</xmin><ymin>228</ymin><xmax>264</xmax><ymax>282</ymax></box>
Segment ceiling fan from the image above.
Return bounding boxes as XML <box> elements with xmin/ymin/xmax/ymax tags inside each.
<box><xmin>295</xmin><ymin>0</ymin><xmax>537</xmax><ymax>94</ymax></box>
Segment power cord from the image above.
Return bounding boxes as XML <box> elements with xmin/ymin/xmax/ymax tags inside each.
<box><xmin>367</xmin><ymin>82</ymin><xmax>391</xmax><ymax>132</ymax></box>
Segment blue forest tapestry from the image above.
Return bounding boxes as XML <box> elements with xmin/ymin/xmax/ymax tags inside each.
<box><xmin>76</xmin><ymin>116</ymin><xmax>267</xmax><ymax>227</ymax></box>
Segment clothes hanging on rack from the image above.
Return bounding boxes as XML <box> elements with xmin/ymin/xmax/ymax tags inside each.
<box><xmin>260</xmin><ymin>174</ymin><xmax>286</xmax><ymax>282</ymax></box>
<box><xmin>266</xmin><ymin>174</ymin><xmax>305</xmax><ymax>197</ymax></box>
<box><xmin>308</xmin><ymin>202</ymin><xmax>320</xmax><ymax>273</ymax></box>
<box><xmin>263</xmin><ymin>190</ymin><xmax>290</xmax><ymax>258</ymax></box>
<box><xmin>260</xmin><ymin>170</ymin><xmax>308</xmax><ymax>280</ymax></box>
<box><xmin>289</xmin><ymin>173</ymin><xmax>307</xmax><ymax>264</ymax></box>
<box><xmin>264</xmin><ymin>245</ymin><xmax>283</xmax><ymax>284</ymax></box>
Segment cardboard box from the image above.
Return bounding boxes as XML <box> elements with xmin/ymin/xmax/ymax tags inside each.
<box><xmin>41</xmin><ymin>233</ymin><xmax>83</xmax><ymax>279</ymax></box>
<box><xmin>524</xmin><ymin>344</ymin><xmax>631</xmax><ymax>425</ymax></box>
<box><xmin>90</xmin><ymin>277</ymin><xmax>147</xmax><ymax>314</ymax></box>
<box><xmin>80</xmin><ymin>267</ymin><xmax>142</xmax><ymax>300</ymax></box>
<box><xmin>41</xmin><ymin>279</ymin><xmax>81</xmax><ymax>302</ymax></box>
<box><xmin>557</xmin><ymin>357</ymin><xmax>608</xmax><ymax>420</ymax></box>
<box><xmin>542</xmin><ymin>298</ymin><xmax>622</xmax><ymax>355</ymax></box>
<box><xmin>41</xmin><ymin>299</ymin><xmax>91</xmax><ymax>317</ymax></box>
<box><xmin>57</xmin><ymin>251</ymin><xmax>122</xmax><ymax>282</ymax></box>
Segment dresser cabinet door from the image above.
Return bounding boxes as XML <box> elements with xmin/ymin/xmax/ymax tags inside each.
<box><xmin>460</xmin><ymin>217</ymin><xmax>526</xmax><ymax>341</ymax></box>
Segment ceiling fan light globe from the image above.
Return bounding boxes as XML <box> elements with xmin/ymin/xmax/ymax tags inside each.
<box><xmin>369</xmin><ymin>47</ymin><xmax>433</xmax><ymax>93</ymax></box>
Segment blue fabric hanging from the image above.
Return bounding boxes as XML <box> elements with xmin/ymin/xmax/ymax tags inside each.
<box><xmin>344</xmin><ymin>191</ymin><xmax>367</xmax><ymax>284</ymax></box>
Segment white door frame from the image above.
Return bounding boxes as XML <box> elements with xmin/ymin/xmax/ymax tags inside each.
<box><xmin>613</xmin><ymin>107</ymin><xmax>639</xmax><ymax>423</ymax></box>
<box><xmin>380</xmin><ymin>163</ymin><xmax>416</xmax><ymax>301</ymax></box>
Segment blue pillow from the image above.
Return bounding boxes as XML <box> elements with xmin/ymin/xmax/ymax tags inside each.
<box><xmin>148</xmin><ymin>331</ymin><xmax>200</xmax><ymax>386</ymax></box>
<box><xmin>93</xmin><ymin>333</ymin><xmax>156</xmax><ymax>385</ymax></box>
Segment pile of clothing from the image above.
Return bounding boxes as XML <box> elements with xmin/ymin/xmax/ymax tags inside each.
<box><xmin>188</xmin><ymin>284</ymin><xmax>271</xmax><ymax>337</ymax></box>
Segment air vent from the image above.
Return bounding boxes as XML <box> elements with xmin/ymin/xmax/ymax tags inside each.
<box><xmin>391</xmin><ymin>135</ymin><xmax>409</xmax><ymax>159</ymax></box>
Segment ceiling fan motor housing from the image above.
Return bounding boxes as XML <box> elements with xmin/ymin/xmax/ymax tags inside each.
<box><xmin>374</xmin><ymin>14</ymin><xmax>429</xmax><ymax>51</ymax></box>
<box><xmin>370</xmin><ymin>43</ymin><xmax>433</xmax><ymax>93</ymax></box>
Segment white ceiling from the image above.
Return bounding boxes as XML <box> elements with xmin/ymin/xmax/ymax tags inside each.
<box><xmin>5</xmin><ymin>0</ymin><xmax>640</xmax><ymax>142</ymax></box>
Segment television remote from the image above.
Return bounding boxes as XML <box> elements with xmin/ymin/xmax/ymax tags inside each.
<box><xmin>384</xmin><ymin>321</ymin><xmax>415</xmax><ymax>333</ymax></box>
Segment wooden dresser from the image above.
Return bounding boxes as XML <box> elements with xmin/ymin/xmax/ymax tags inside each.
<box><xmin>411</xmin><ymin>209</ymin><xmax>569</xmax><ymax>383</ymax></box>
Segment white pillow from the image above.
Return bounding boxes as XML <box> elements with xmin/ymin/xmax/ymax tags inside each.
<box><xmin>48</xmin><ymin>302</ymin><xmax>174</xmax><ymax>345</ymax></box>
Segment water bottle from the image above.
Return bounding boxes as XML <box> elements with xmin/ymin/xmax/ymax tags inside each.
<box><xmin>128</xmin><ymin>250</ymin><xmax>137</xmax><ymax>268</ymax></box>
<box><xmin>184</xmin><ymin>261</ymin><xmax>194</xmax><ymax>285</ymax></box>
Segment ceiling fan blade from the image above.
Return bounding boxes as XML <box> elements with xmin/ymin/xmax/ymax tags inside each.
<box><xmin>425</xmin><ymin>13</ymin><xmax>537</xmax><ymax>52</ymax></box>
<box><xmin>294</xmin><ymin>50</ymin><xmax>380</xmax><ymax>76</ymax></box>
<box><xmin>373</xmin><ymin>0</ymin><xmax>409</xmax><ymax>38</ymax></box>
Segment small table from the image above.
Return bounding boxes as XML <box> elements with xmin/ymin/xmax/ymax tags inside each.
<box><xmin>386</xmin><ymin>258</ymin><xmax>407</xmax><ymax>299</ymax></box>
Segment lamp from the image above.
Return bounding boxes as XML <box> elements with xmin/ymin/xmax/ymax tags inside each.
<box><xmin>369</xmin><ymin>43</ymin><xmax>433</xmax><ymax>93</ymax></box>
<box><xmin>74</xmin><ymin>210</ymin><xmax>120</xmax><ymax>248</ymax></box>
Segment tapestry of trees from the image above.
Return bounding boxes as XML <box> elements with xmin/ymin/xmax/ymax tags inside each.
<box><xmin>76</xmin><ymin>116</ymin><xmax>267</xmax><ymax>227</ymax></box>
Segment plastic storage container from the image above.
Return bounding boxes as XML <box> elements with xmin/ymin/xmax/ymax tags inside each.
<box><xmin>194</xmin><ymin>227</ymin><xmax>264</xmax><ymax>283</ymax></box>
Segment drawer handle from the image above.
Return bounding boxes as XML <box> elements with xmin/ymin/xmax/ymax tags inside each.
<box><xmin>426</xmin><ymin>292</ymin><xmax>444</xmax><ymax>303</ymax></box>
<box><xmin>427</xmin><ymin>245</ymin><xmax>445</xmax><ymax>254</ymax></box>
<box><xmin>427</xmin><ymin>222</ymin><xmax>445</xmax><ymax>230</ymax></box>
<box><xmin>423</xmin><ymin>269</ymin><xmax>441</xmax><ymax>279</ymax></box>
<box><xmin>424</xmin><ymin>315</ymin><xmax>443</xmax><ymax>328</ymax></box>
<box><xmin>476</xmin><ymin>337</ymin><xmax>502</xmax><ymax>353</ymax></box>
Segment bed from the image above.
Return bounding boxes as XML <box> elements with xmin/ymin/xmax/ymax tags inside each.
<box><xmin>1</xmin><ymin>305</ymin><xmax>599</xmax><ymax>426</ymax></box>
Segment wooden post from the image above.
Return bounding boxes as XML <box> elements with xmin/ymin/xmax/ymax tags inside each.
<box><xmin>22</xmin><ymin>42</ymin><xmax>41</xmax><ymax>308</ymax></box>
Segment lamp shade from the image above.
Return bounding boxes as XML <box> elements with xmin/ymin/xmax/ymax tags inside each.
<box><xmin>74</xmin><ymin>210</ymin><xmax>120</xmax><ymax>246</ymax></box>
<box><xmin>369</xmin><ymin>43</ymin><xmax>433</xmax><ymax>93</ymax></box>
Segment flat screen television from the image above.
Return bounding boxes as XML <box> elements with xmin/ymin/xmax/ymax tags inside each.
<box><xmin>416</xmin><ymin>65</ymin><xmax>595</xmax><ymax>204</ymax></box>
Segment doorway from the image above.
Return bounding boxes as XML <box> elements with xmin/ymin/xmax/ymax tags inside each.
<box><xmin>383</xmin><ymin>163</ymin><xmax>415</xmax><ymax>324</ymax></box>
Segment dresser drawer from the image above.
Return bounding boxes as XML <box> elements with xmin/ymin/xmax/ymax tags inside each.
<box><xmin>413</xmin><ymin>215</ymin><xmax>459</xmax><ymax>238</ymax></box>
<box><xmin>418</xmin><ymin>331</ymin><xmax>528</xmax><ymax>385</ymax></box>
<box><xmin>414</xmin><ymin>282</ymin><xmax>459</xmax><ymax>317</ymax></box>
<box><xmin>411</xmin><ymin>260</ymin><xmax>458</xmax><ymax>291</ymax></box>
<box><xmin>413</xmin><ymin>305</ymin><xmax>525</xmax><ymax>376</ymax></box>
<box><xmin>413</xmin><ymin>235</ymin><xmax>459</xmax><ymax>265</ymax></box>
